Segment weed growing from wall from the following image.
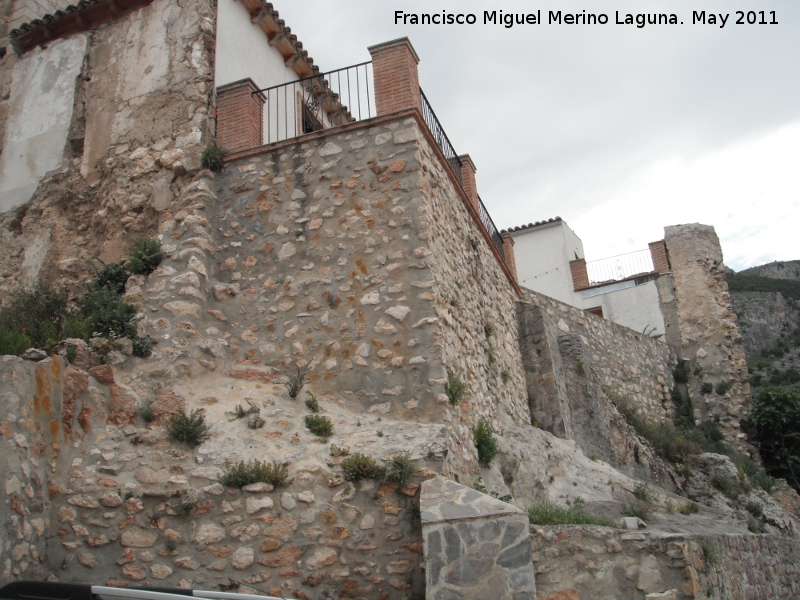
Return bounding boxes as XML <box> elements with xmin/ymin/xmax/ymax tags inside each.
<box><xmin>527</xmin><ymin>498</ymin><xmax>614</xmax><ymax>527</ymax></box>
<box><xmin>385</xmin><ymin>452</ymin><xmax>415</xmax><ymax>487</ymax></box>
<box><xmin>304</xmin><ymin>414</ymin><xmax>333</xmax><ymax>437</ymax></box>
<box><xmin>446</xmin><ymin>369</ymin><xmax>468</xmax><ymax>405</ymax></box>
<box><xmin>200</xmin><ymin>145</ymin><xmax>229</xmax><ymax>172</ymax></box>
<box><xmin>341</xmin><ymin>453</ymin><xmax>384</xmax><ymax>481</ymax></box>
<box><xmin>473</xmin><ymin>419</ymin><xmax>498</xmax><ymax>467</ymax></box>
<box><xmin>128</xmin><ymin>237</ymin><xmax>164</xmax><ymax>276</ymax></box>
<box><xmin>168</xmin><ymin>410</ymin><xmax>210</xmax><ymax>447</ymax></box>
<box><xmin>220</xmin><ymin>460</ymin><xmax>290</xmax><ymax>488</ymax></box>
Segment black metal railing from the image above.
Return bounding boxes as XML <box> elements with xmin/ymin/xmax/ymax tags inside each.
<box><xmin>478</xmin><ymin>195</ymin><xmax>505</xmax><ymax>259</ymax></box>
<box><xmin>254</xmin><ymin>62</ymin><xmax>374</xmax><ymax>145</ymax></box>
<box><xmin>419</xmin><ymin>88</ymin><xmax>463</xmax><ymax>186</ymax></box>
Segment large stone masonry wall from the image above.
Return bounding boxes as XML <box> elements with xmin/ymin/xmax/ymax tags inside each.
<box><xmin>518</xmin><ymin>289</ymin><xmax>677</xmax><ymax>484</ymax></box>
<box><xmin>664</xmin><ymin>224</ymin><xmax>752</xmax><ymax>449</ymax></box>
<box><xmin>0</xmin><ymin>356</ymin><xmax>66</xmax><ymax>582</ymax></box>
<box><xmin>216</xmin><ymin>115</ymin><xmax>530</xmax><ymax>480</ymax></box>
<box><xmin>0</xmin><ymin>0</ymin><xmax>215</xmax><ymax>298</ymax></box>
<box><xmin>532</xmin><ymin>525</ymin><xmax>800</xmax><ymax>599</ymax></box>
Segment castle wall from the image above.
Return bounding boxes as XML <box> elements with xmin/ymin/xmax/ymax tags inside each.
<box><xmin>0</xmin><ymin>356</ymin><xmax>65</xmax><ymax>581</ymax></box>
<box><xmin>518</xmin><ymin>289</ymin><xmax>676</xmax><ymax>484</ymax></box>
<box><xmin>532</xmin><ymin>525</ymin><xmax>800</xmax><ymax>599</ymax></box>
<box><xmin>0</xmin><ymin>0</ymin><xmax>215</xmax><ymax>297</ymax></box>
<box><xmin>664</xmin><ymin>224</ymin><xmax>752</xmax><ymax>448</ymax></box>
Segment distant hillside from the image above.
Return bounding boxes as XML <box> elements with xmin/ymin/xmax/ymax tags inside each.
<box><xmin>726</xmin><ymin>261</ymin><xmax>800</xmax><ymax>357</ymax></box>
<box><xmin>738</xmin><ymin>259</ymin><xmax>800</xmax><ymax>281</ymax></box>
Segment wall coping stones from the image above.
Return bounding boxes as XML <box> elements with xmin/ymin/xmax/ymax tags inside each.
<box><xmin>421</xmin><ymin>476</ymin><xmax>524</xmax><ymax>525</ymax></box>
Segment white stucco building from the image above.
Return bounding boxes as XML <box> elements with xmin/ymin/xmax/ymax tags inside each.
<box><xmin>506</xmin><ymin>217</ymin><xmax>669</xmax><ymax>338</ymax></box>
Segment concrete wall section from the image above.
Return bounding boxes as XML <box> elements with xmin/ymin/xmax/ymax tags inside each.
<box><xmin>0</xmin><ymin>34</ymin><xmax>86</xmax><ymax>214</ymax></box>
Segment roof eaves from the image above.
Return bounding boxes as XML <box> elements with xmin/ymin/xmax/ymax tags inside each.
<box><xmin>501</xmin><ymin>216</ymin><xmax>563</xmax><ymax>234</ymax></box>
<box><xmin>240</xmin><ymin>0</ymin><xmax>319</xmax><ymax>78</ymax></box>
<box><xmin>9</xmin><ymin>0</ymin><xmax>155</xmax><ymax>55</ymax></box>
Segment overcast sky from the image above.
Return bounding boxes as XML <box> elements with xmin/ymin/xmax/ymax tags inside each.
<box><xmin>275</xmin><ymin>0</ymin><xmax>800</xmax><ymax>271</ymax></box>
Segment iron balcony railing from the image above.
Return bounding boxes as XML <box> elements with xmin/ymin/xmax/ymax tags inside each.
<box><xmin>419</xmin><ymin>88</ymin><xmax>463</xmax><ymax>187</ymax></box>
<box><xmin>478</xmin><ymin>195</ymin><xmax>505</xmax><ymax>260</ymax></box>
<box><xmin>586</xmin><ymin>248</ymin><xmax>655</xmax><ymax>285</ymax></box>
<box><xmin>253</xmin><ymin>62</ymin><xmax>375</xmax><ymax>145</ymax></box>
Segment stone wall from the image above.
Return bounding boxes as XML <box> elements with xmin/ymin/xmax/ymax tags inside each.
<box><xmin>0</xmin><ymin>356</ymin><xmax>65</xmax><ymax>582</ymax></box>
<box><xmin>0</xmin><ymin>0</ymin><xmax>215</xmax><ymax>297</ymax></box>
<box><xmin>217</xmin><ymin>114</ymin><xmax>530</xmax><ymax>480</ymax></box>
<box><xmin>421</xmin><ymin>476</ymin><xmax>536</xmax><ymax>599</ymax></box>
<box><xmin>517</xmin><ymin>289</ymin><xmax>676</xmax><ymax>484</ymax></box>
<box><xmin>729</xmin><ymin>291</ymin><xmax>800</xmax><ymax>356</ymax></box>
<box><xmin>663</xmin><ymin>224</ymin><xmax>752</xmax><ymax>449</ymax></box>
<box><xmin>531</xmin><ymin>525</ymin><xmax>800</xmax><ymax>599</ymax></box>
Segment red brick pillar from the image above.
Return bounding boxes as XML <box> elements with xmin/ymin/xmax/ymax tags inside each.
<box><xmin>216</xmin><ymin>78</ymin><xmax>265</xmax><ymax>153</ymax></box>
<box><xmin>458</xmin><ymin>154</ymin><xmax>480</xmax><ymax>214</ymax></box>
<box><xmin>649</xmin><ymin>240</ymin><xmax>671</xmax><ymax>274</ymax></box>
<box><xmin>500</xmin><ymin>232</ymin><xmax>518</xmax><ymax>282</ymax></box>
<box><xmin>368</xmin><ymin>37</ymin><xmax>421</xmax><ymax>116</ymax></box>
<box><xmin>570</xmin><ymin>259</ymin><xmax>590</xmax><ymax>291</ymax></box>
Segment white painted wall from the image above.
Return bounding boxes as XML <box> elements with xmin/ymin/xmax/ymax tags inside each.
<box><xmin>0</xmin><ymin>34</ymin><xmax>87</xmax><ymax>215</ymax></box>
<box><xmin>582</xmin><ymin>279</ymin><xmax>666</xmax><ymax>337</ymax></box>
<box><xmin>511</xmin><ymin>220</ymin><xmax>584</xmax><ymax>306</ymax></box>
<box><xmin>215</xmin><ymin>0</ymin><xmax>305</xmax><ymax>143</ymax></box>
<box><xmin>215</xmin><ymin>0</ymin><xmax>299</xmax><ymax>92</ymax></box>
<box><xmin>512</xmin><ymin>219</ymin><xmax>667</xmax><ymax>338</ymax></box>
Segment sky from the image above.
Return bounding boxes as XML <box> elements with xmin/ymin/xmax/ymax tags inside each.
<box><xmin>275</xmin><ymin>0</ymin><xmax>800</xmax><ymax>271</ymax></box>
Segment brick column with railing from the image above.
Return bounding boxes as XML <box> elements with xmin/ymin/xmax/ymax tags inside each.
<box><xmin>368</xmin><ymin>37</ymin><xmax>422</xmax><ymax>116</ymax></box>
<box><xmin>570</xmin><ymin>259</ymin><xmax>590</xmax><ymax>291</ymax></box>
<box><xmin>649</xmin><ymin>240</ymin><xmax>671</xmax><ymax>274</ymax></box>
<box><xmin>458</xmin><ymin>154</ymin><xmax>480</xmax><ymax>214</ymax></box>
<box><xmin>216</xmin><ymin>78</ymin><xmax>265</xmax><ymax>153</ymax></box>
<box><xmin>500</xmin><ymin>232</ymin><xmax>518</xmax><ymax>282</ymax></box>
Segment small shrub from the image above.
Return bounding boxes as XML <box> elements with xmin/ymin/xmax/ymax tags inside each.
<box><xmin>527</xmin><ymin>499</ymin><xmax>614</xmax><ymax>527</ymax></box>
<box><xmin>330</xmin><ymin>444</ymin><xmax>350</xmax><ymax>457</ymax></box>
<box><xmin>576</xmin><ymin>361</ymin><xmax>585</xmax><ymax>375</ymax></box>
<box><xmin>71</xmin><ymin>285</ymin><xmax>138</xmax><ymax>340</ymax></box>
<box><xmin>376</xmin><ymin>430</ymin><xmax>384</xmax><ymax>438</ymax></box>
<box><xmin>385</xmin><ymin>452</ymin><xmax>415</xmax><ymax>487</ymax></box>
<box><xmin>445</xmin><ymin>369</ymin><xmax>468</xmax><ymax>405</ymax></box>
<box><xmin>484</xmin><ymin>322</ymin><xmax>496</xmax><ymax>338</ymax></box>
<box><xmin>128</xmin><ymin>237</ymin><xmax>164</xmax><ymax>276</ymax></box>
<box><xmin>473</xmin><ymin>419</ymin><xmax>498</xmax><ymax>467</ymax></box>
<box><xmin>702</xmin><ymin>541</ymin><xmax>720</xmax><ymax>568</ymax></box>
<box><xmin>220</xmin><ymin>459</ymin><xmax>290</xmax><ymax>488</ymax></box>
<box><xmin>141</xmin><ymin>405</ymin><xmax>155</xmax><ymax>423</ymax></box>
<box><xmin>745</xmin><ymin>500</ymin><xmax>763</xmax><ymax>518</ymax></box>
<box><xmin>0</xmin><ymin>327</ymin><xmax>33</xmax><ymax>356</ymax></box>
<box><xmin>747</xmin><ymin>517</ymin><xmax>759</xmax><ymax>533</ymax></box>
<box><xmin>201</xmin><ymin>144</ymin><xmax>229</xmax><ymax>172</ymax></box>
<box><xmin>680</xmin><ymin>501</ymin><xmax>700</xmax><ymax>515</ymax></box>
<box><xmin>501</xmin><ymin>371</ymin><xmax>510</xmax><ymax>384</ymax></box>
<box><xmin>89</xmin><ymin>259</ymin><xmax>132</xmax><ymax>295</ymax></box>
<box><xmin>174</xmin><ymin>500</ymin><xmax>196</xmax><ymax>518</ymax></box>
<box><xmin>285</xmin><ymin>362</ymin><xmax>310</xmax><ymax>399</ymax></box>
<box><xmin>711</xmin><ymin>474</ymin><xmax>736</xmax><ymax>497</ymax></box>
<box><xmin>341</xmin><ymin>453</ymin><xmax>384</xmax><ymax>481</ymax></box>
<box><xmin>233</xmin><ymin>401</ymin><xmax>259</xmax><ymax>419</ymax></box>
<box><xmin>633</xmin><ymin>482</ymin><xmax>653</xmax><ymax>503</ymax></box>
<box><xmin>164</xmin><ymin>540</ymin><xmax>177</xmax><ymax>553</ymax></box>
<box><xmin>304</xmin><ymin>414</ymin><xmax>333</xmax><ymax>437</ymax></box>
<box><xmin>701</xmin><ymin>382</ymin><xmax>714</xmax><ymax>395</ymax></box>
<box><xmin>168</xmin><ymin>410</ymin><xmax>211</xmax><ymax>448</ymax></box>
<box><xmin>673</xmin><ymin>360</ymin><xmax>690</xmax><ymax>383</ymax></box>
<box><xmin>715</xmin><ymin>381</ymin><xmax>731</xmax><ymax>395</ymax></box>
<box><xmin>0</xmin><ymin>283</ymin><xmax>69</xmax><ymax>352</ymax></box>
<box><xmin>305</xmin><ymin>391</ymin><xmax>319</xmax><ymax>413</ymax></box>
<box><xmin>132</xmin><ymin>336</ymin><xmax>153</xmax><ymax>358</ymax></box>
<box><xmin>65</xmin><ymin>343</ymin><xmax>77</xmax><ymax>364</ymax></box>
<box><xmin>665</xmin><ymin>498</ymin><xmax>675</xmax><ymax>514</ymax></box>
